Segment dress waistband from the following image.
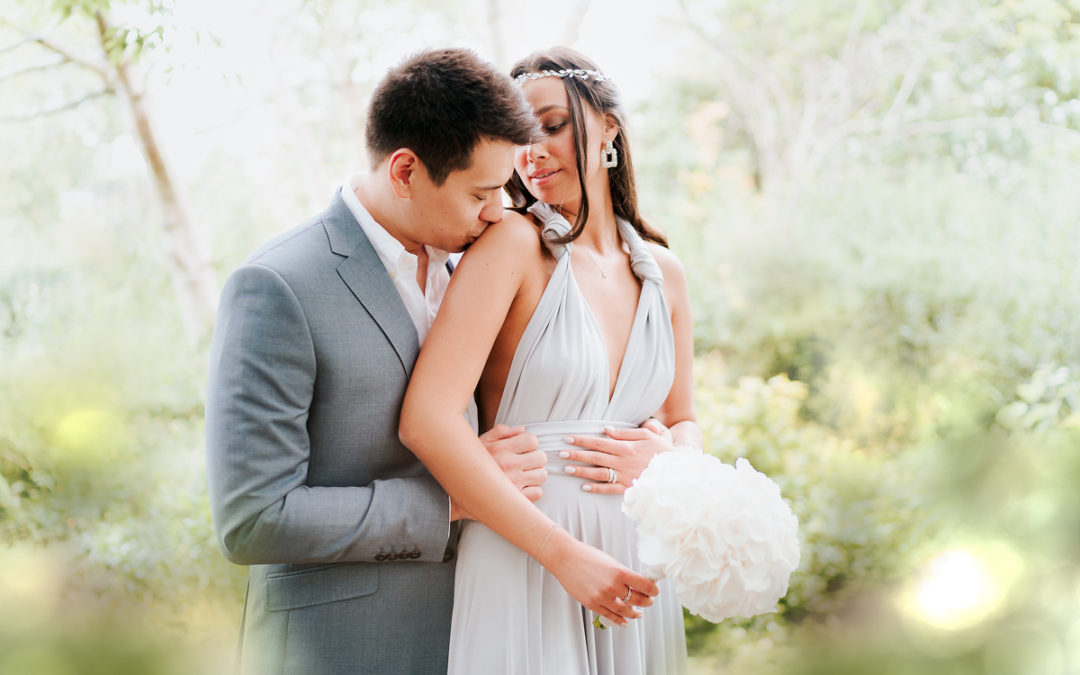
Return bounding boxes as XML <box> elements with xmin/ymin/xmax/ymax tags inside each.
<box><xmin>520</xmin><ymin>420</ymin><xmax>635</xmax><ymax>475</ymax></box>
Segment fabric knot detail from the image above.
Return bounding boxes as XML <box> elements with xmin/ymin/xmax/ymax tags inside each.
<box><xmin>528</xmin><ymin>202</ymin><xmax>572</xmax><ymax>258</ymax></box>
<box><xmin>618</xmin><ymin>219</ymin><xmax>664</xmax><ymax>285</ymax></box>
<box><xmin>526</xmin><ymin>201</ymin><xmax>664</xmax><ymax>286</ymax></box>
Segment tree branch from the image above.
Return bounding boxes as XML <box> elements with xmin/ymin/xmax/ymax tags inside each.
<box><xmin>557</xmin><ymin>0</ymin><xmax>592</xmax><ymax>48</ymax></box>
<box><xmin>485</xmin><ymin>0</ymin><xmax>505</xmax><ymax>68</ymax></box>
<box><xmin>0</xmin><ymin>57</ymin><xmax>67</xmax><ymax>83</ymax></box>
<box><xmin>0</xmin><ymin>33</ymin><xmax>40</xmax><ymax>56</ymax></box>
<box><xmin>32</xmin><ymin>33</ymin><xmax>111</xmax><ymax>81</ymax></box>
<box><xmin>0</xmin><ymin>88</ymin><xmax>111</xmax><ymax>122</ymax></box>
<box><xmin>0</xmin><ymin>14</ymin><xmax>111</xmax><ymax>82</ymax></box>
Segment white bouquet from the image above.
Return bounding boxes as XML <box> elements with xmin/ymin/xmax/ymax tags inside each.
<box><xmin>622</xmin><ymin>450</ymin><xmax>800</xmax><ymax>622</ymax></box>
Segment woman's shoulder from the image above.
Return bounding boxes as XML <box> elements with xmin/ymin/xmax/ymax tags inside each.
<box><xmin>644</xmin><ymin>239</ymin><xmax>686</xmax><ymax>284</ymax></box>
<box><xmin>458</xmin><ymin>208</ymin><xmax>547</xmax><ymax>270</ymax></box>
<box><xmin>469</xmin><ymin>209</ymin><xmax>544</xmax><ymax>255</ymax></box>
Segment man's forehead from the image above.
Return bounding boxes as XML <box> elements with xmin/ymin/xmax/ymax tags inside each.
<box><xmin>455</xmin><ymin>140</ymin><xmax>515</xmax><ymax>186</ymax></box>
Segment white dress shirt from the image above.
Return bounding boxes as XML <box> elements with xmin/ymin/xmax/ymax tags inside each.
<box><xmin>340</xmin><ymin>176</ymin><xmax>450</xmax><ymax>344</ymax></box>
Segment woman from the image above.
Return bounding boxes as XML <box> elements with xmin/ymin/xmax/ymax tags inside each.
<box><xmin>400</xmin><ymin>47</ymin><xmax>701</xmax><ymax>674</ymax></box>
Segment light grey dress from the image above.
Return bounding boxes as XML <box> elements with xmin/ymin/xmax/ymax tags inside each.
<box><xmin>447</xmin><ymin>203</ymin><xmax>689</xmax><ymax>674</ymax></box>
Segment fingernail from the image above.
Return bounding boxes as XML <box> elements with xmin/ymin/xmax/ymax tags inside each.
<box><xmin>581</xmin><ymin>484</ymin><xmax>592</xmax><ymax>492</ymax></box>
<box><xmin>563</xmin><ymin>436</ymin><xmax>574</xmax><ymax>443</ymax></box>
<box><xmin>564</xmin><ymin>466</ymin><xmax>576</xmax><ymax>475</ymax></box>
<box><xmin>603</xmin><ymin>426</ymin><xmax>614</xmax><ymax>434</ymax></box>
<box><xmin>558</xmin><ymin>451</ymin><xmax>569</xmax><ymax>459</ymax></box>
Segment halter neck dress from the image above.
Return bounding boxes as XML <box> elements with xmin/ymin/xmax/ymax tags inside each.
<box><xmin>447</xmin><ymin>203</ymin><xmax>688</xmax><ymax>675</ymax></box>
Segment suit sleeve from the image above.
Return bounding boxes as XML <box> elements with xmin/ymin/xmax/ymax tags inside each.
<box><xmin>205</xmin><ymin>263</ymin><xmax>452</xmax><ymax>565</ymax></box>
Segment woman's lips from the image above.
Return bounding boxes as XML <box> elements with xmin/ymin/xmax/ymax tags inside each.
<box><xmin>530</xmin><ymin>168</ymin><xmax>561</xmax><ymax>186</ymax></box>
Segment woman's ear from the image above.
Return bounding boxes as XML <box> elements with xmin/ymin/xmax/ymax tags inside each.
<box><xmin>603</xmin><ymin>113</ymin><xmax>619</xmax><ymax>144</ymax></box>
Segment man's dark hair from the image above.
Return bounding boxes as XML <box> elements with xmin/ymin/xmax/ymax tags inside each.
<box><xmin>366</xmin><ymin>48</ymin><xmax>539</xmax><ymax>185</ymax></box>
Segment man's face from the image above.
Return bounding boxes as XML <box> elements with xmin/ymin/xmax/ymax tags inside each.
<box><xmin>408</xmin><ymin>138</ymin><xmax>516</xmax><ymax>253</ymax></box>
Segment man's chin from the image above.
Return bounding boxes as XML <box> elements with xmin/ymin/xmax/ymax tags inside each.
<box><xmin>455</xmin><ymin>233</ymin><xmax>484</xmax><ymax>252</ymax></box>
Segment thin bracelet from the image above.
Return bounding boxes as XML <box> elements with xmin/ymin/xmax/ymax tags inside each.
<box><xmin>536</xmin><ymin>524</ymin><xmax>560</xmax><ymax>566</ymax></box>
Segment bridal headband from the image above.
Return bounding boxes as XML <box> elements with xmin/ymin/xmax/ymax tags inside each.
<box><xmin>514</xmin><ymin>68</ymin><xmax>613</xmax><ymax>86</ymax></box>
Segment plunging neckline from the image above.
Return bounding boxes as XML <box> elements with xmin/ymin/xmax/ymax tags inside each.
<box><xmin>567</xmin><ymin>243</ymin><xmax>645</xmax><ymax>407</ymax></box>
<box><xmin>488</xmin><ymin>204</ymin><xmax>673</xmax><ymax>429</ymax></box>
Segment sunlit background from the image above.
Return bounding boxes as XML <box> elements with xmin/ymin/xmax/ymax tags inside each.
<box><xmin>2</xmin><ymin>0</ymin><xmax>1079</xmax><ymax>673</ymax></box>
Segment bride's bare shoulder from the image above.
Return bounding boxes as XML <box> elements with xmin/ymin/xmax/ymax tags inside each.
<box><xmin>646</xmin><ymin>241</ymin><xmax>687</xmax><ymax>285</ymax></box>
<box><xmin>463</xmin><ymin>209</ymin><xmax>546</xmax><ymax>263</ymax></box>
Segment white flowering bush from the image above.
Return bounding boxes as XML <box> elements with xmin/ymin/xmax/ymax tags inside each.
<box><xmin>623</xmin><ymin>452</ymin><xmax>800</xmax><ymax>621</ymax></box>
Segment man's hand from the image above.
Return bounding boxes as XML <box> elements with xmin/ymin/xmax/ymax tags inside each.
<box><xmin>481</xmin><ymin>424</ymin><xmax>546</xmax><ymax>502</ymax></box>
<box><xmin>450</xmin><ymin>424</ymin><xmax>546</xmax><ymax>520</ymax></box>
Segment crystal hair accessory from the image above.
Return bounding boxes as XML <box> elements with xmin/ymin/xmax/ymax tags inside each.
<box><xmin>514</xmin><ymin>68</ymin><xmax>613</xmax><ymax>86</ymax></box>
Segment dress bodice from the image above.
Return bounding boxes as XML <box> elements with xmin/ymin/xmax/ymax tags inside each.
<box><xmin>492</xmin><ymin>202</ymin><xmax>675</xmax><ymax>428</ymax></box>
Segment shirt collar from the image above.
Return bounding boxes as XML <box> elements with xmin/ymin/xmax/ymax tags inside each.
<box><xmin>341</xmin><ymin>176</ymin><xmax>450</xmax><ymax>272</ymax></box>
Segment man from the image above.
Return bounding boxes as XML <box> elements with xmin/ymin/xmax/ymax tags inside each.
<box><xmin>205</xmin><ymin>49</ymin><xmax>545</xmax><ymax>674</ymax></box>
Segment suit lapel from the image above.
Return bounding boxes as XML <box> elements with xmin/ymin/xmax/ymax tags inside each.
<box><xmin>323</xmin><ymin>192</ymin><xmax>420</xmax><ymax>375</ymax></box>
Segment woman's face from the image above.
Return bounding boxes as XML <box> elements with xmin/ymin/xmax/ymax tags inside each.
<box><xmin>514</xmin><ymin>77</ymin><xmax>613</xmax><ymax>214</ymax></box>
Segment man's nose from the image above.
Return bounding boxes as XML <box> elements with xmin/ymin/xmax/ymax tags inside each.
<box><xmin>481</xmin><ymin>199</ymin><xmax>504</xmax><ymax>224</ymax></box>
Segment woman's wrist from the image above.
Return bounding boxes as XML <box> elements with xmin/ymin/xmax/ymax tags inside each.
<box><xmin>535</xmin><ymin>525</ymin><xmax>575</xmax><ymax>570</ymax></box>
<box><xmin>535</xmin><ymin>524</ymin><xmax>560</xmax><ymax>565</ymax></box>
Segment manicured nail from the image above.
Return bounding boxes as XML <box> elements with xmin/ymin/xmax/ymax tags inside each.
<box><xmin>563</xmin><ymin>436</ymin><xmax>574</xmax><ymax>444</ymax></box>
<box><xmin>582</xmin><ymin>484</ymin><xmax>592</xmax><ymax>492</ymax></box>
<box><xmin>558</xmin><ymin>451</ymin><xmax>569</xmax><ymax>459</ymax></box>
<box><xmin>604</xmin><ymin>426</ymin><xmax>614</xmax><ymax>434</ymax></box>
<box><xmin>564</xmin><ymin>466</ymin><xmax>576</xmax><ymax>475</ymax></box>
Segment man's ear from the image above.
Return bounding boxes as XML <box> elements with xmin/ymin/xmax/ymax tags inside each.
<box><xmin>387</xmin><ymin>149</ymin><xmax>422</xmax><ymax>198</ymax></box>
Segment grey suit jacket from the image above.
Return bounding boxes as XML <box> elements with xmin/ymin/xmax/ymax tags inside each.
<box><xmin>206</xmin><ymin>192</ymin><xmax>456</xmax><ymax>674</ymax></box>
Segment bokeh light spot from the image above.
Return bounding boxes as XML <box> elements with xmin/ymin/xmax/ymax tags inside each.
<box><xmin>0</xmin><ymin>546</ymin><xmax>61</xmax><ymax>634</ymax></box>
<box><xmin>53</xmin><ymin>408</ymin><xmax>123</xmax><ymax>463</ymax></box>
<box><xmin>898</xmin><ymin>544</ymin><xmax>1021</xmax><ymax>633</ymax></box>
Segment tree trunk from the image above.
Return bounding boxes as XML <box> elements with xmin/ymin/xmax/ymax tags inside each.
<box><xmin>95</xmin><ymin>13</ymin><xmax>218</xmax><ymax>342</ymax></box>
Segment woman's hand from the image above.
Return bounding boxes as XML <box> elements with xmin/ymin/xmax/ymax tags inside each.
<box><xmin>558</xmin><ymin>419</ymin><xmax>673</xmax><ymax>494</ymax></box>
<box><xmin>539</xmin><ymin>527</ymin><xmax>658</xmax><ymax>627</ymax></box>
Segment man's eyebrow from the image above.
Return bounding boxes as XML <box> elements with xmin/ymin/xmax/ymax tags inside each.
<box><xmin>474</xmin><ymin>183</ymin><xmax>505</xmax><ymax>191</ymax></box>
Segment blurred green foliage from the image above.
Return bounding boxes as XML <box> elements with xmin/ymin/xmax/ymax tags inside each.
<box><xmin>3</xmin><ymin>0</ymin><xmax>1080</xmax><ymax>673</ymax></box>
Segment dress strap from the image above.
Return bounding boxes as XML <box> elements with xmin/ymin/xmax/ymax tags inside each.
<box><xmin>527</xmin><ymin>202</ymin><xmax>664</xmax><ymax>286</ymax></box>
<box><xmin>616</xmin><ymin>217</ymin><xmax>664</xmax><ymax>285</ymax></box>
<box><xmin>527</xmin><ymin>202</ymin><xmax>572</xmax><ymax>259</ymax></box>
